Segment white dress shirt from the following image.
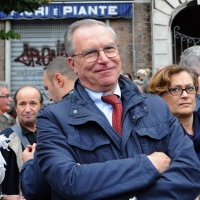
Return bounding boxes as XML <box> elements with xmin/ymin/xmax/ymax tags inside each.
<box><xmin>85</xmin><ymin>84</ymin><xmax>121</xmax><ymax>126</ymax></box>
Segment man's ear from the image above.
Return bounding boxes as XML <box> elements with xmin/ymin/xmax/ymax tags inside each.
<box><xmin>68</xmin><ymin>57</ymin><xmax>78</xmax><ymax>74</ymax></box>
<box><xmin>54</xmin><ymin>73</ymin><xmax>64</xmax><ymax>88</ymax></box>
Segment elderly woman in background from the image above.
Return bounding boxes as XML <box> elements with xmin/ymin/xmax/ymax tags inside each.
<box><xmin>148</xmin><ymin>64</ymin><xmax>200</xmax><ymax>160</ymax></box>
<box><xmin>136</xmin><ymin>69</ymin><xmax>147</xmax><ymax>81</ymax></box>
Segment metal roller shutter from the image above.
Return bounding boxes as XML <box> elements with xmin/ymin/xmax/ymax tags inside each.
<box><xmin>11</xmin><ymin>19</ymin><xmax>76</xmax><ymax>105</ymax></box>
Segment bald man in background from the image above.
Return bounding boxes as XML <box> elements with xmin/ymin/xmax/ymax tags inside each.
<box><xmin>1</xmin><ymin>86</ymin><xmax>43</xmax><ymax>200</ymax></box>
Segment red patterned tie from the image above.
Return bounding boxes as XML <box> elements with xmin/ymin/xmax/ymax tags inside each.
<box><xmin>101</xmin><ymin>95</ymin><xmax>123</xmax><ymax>136</ymax></box>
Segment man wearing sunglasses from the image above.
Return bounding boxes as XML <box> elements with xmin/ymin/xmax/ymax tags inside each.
<box><xmin>0</xmin><ymin>82</ymin><xmax>14</xmax><ymax>132</ymax></box>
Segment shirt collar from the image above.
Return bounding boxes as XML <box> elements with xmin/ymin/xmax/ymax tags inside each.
<box><xmin>21</xmin><ymin>124</ymin><xmax>35</xmax><ymax>136</ymax></box>
<box><xmin>84</xmin><ymin>83</ymin><xmax>121</xmax><ymax>104</ymax></box>
<box><xmin>62</xmin><ymin>90</ymin><xmax>73</xmax><ymax>99</ymax></box>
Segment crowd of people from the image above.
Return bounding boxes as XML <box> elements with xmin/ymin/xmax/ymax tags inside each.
<box><xmin>0</xmin><ymin>19</ymin><xmax>200</xmax><ymax>200</ymax></box>
<box><xmin>123</xmin><ymin>69</ymin><xmax>149</xmax><ymax>93</ymax></box>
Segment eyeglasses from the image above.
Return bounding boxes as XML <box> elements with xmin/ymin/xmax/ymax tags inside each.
<box><xmin>0</xmin><ymin>94</ymin><xmax>11</xmax><ymax>98</ymax></box>
<box><xmin>166</xmin><ymin>86</ymin><xmax>198</xmax><ymax>96</ymax></box>
<box><xmin>72</xmin><ymin>45</ymin><xmax>119</xmax><ymax>63</ymax></box>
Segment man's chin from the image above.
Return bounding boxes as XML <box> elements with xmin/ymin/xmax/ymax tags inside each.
<box><xmin>21</xmin><ymin>119</ymin><xmax>35</xmax><ymax>126</ymax></box>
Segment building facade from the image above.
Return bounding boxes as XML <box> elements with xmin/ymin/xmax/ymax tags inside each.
<box><xmin>151</xmin><ymin>0</ymin><xmax>200</xmax><ymax>73</ymax></box>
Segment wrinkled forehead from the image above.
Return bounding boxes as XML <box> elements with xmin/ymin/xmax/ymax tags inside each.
<box><xmin>74</xmin><ymin>25</ymin><xmax>114</xmax><ymax>42</ymax></box>
<box><xmin>170</xmin><ymin>71</ymin><xmax>194</xmax><ymax>85</ymax></box>
<box><xmin>73</xmin><ymin>26</ymin><xmax>115</xmax><ymax>54</ymax></box>
<box><xmin>75</xmin><ymin>24</ymin><xmax>107</xmax><ymax>33</ymax></box>
<box><xmin>17</xmin><ymin>87</ymin><xmax>40</xmax><ymax>100</ymax></box>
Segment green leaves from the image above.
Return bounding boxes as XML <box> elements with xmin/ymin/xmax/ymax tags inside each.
<box><xmin>0</xmin><ymin>0</ymin><xmax>52</xmax><ymax>40</ymax></box>
<box><xmin>0</xmin><ymin>0</ymin><xmax>52</xmax><ymax>14</ymax></box>
<box><xmin>0</xmin><ymin>29</ymin><xmax>21</xmax><ymax>40</ymax></box>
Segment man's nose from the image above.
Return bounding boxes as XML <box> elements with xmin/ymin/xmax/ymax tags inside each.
<box><xmin>25</xmin><ymin>104</ymin><xmax>31</xmax><ymax>111</ymax></box>
<box><xmin>97</xmin><ymin>50</ymin><xmax>109</xmax><ymax>63</ymax></box>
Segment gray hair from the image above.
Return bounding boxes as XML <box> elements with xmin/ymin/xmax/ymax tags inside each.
<box><xmin>179</xmin><ymin>46</ymin><xmax>200</xmax><ymax>72</ymax></box>
<box><xmin>0</xmin><ymin>81</ymin><xmax>8</xmax><ymax>96</ymax></box>
<box><xmin>64</xmin><ymin>19</ymin><xmax>118</xmax><ymax>57</ymax></box>
<box><xmin>136</xmin><ymin>69</ymin><xmax>147</xmax><ymax>77</ymax></box>
<box><xmin>45</xmin><ymin>56</ymin><xmax>78</xmax><ymax>82</ymax></box>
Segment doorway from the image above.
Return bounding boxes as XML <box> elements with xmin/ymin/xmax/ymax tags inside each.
<box><xmin>172</xmin><ymin>3</ymin><xmax>200</xmax><ymax>64</ymax></box>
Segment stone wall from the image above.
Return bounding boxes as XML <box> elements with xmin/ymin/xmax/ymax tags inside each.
<box><xmin>0</xmin><ymin>21</ymin><xmax>5</xmax><ymax>80</ymax></box>
<box><xmin>111</xmin><ymin>3</ymin><xmax>152</xmax><ymax>79</ymax></box>
<box><xmin>0</xmin><ymin>2</ymin><xmax>152</xmax><ymax>81</ymax></box>
<box><xmin>134</xmin><ymin>2</ymin><xmax>152</xmax><ymax>77</ymax></box>
<box><xmin>111</xmin><ymin>18</ymin><xmax>133</xmax><ymax>78</ymax></box>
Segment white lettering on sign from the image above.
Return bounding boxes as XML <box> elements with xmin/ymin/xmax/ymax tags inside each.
<box><xmin>7</xmin><ymin>4</ymin><xmax>120</xmax><ymax>18</ymax></box>
<box><xmin>35</xmin><ymin>7</ymin><xmax>44</xmax><ymax>16</ymax></box>
<box><xmin>88</xmin><ymin>6</ymin><xmax>97</xmax><ymax>15</ymax></box>
<box><xmin>99</xmin><ymin>6</ymin><xmax>107</xmax><ymax>15</ymax></box>
<box><xmin>74</xmin><ymin>6</ymin><xmax>77</xmax><ymax>15</ymax></box>
<box><xmin>109</xmin><ymin>6</ymin><xmax>117</xmax><ymax>15</ymax></box>
<box><xmin>10</xmin><ymin>11</ymin><xmax>14</xmax><ymax>16</ymax></box>
<box><xmin>63</xmin><ymin>6</ymin><xmax>72</xmax><ymax>15</ymax></box>
<box><xmin>63</xmin><ymin>6</ymin><xmax>118</xmax><ymax>16</ymax></box>
<box><xmin>78</xmin><ymin>6</ymin><xmax>87</xmax><ymax>15</ymax></box>
<box><xmin>53</xmin><ymin>8</ymin><xmax>58</xmax><ymax>16</ymax></box>
<box><xmin>24</xmin><ymin>11</ymin><xmax>33</xmax><ymax>16</ymax></box>
<box><xmin>45</xmin><ymin>7</ymin><xmax>49</xmax><ymax>15</ymax></box>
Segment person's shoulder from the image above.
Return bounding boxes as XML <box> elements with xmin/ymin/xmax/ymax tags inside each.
<box><xmin>0</xmin><ymin>114</ymin><xmax>9</xmax><ymax>123</ymax></box>
<box><xmin>39</xmin><ymin>97</ymin><xmax>71</xmax><ymax>114</ymax></box>
<box><xmin>196</xmin><ymin>94</ymin><xmax>200</xmax><ymax>104</ymax></box>
<box><xmin>143</xmin><ymin>93</ymin><xmax>169</xmax><ymax>109</ymax></box>
<box><xmin>195</xmin><ymin>108</ymin><xmax>200</xmax><ymax>117</ymax></box>
<box><xmin>143</xmin><ymin>93</ymin><xmax>165</xmax><ymax>101</ymax></box>
<box><xmin>193</xmin><ymin>111</ymin><xmax>200</xmax><ymax>132</ymax></box>
<box><xmin>196</xmin><ymin>94</ymin><xmax>200</xmax><ymax>100</ymax></box>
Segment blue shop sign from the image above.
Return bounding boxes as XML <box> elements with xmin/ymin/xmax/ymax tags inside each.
<box><xmin>0</xmin><ymin>3</ymin><xmax>132</xmax><ymax>19</ymax></box>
